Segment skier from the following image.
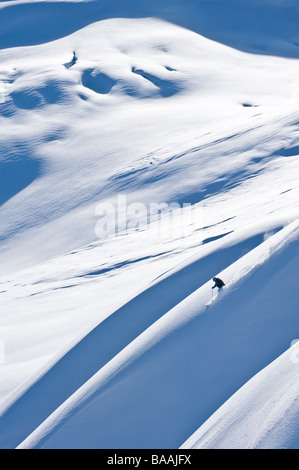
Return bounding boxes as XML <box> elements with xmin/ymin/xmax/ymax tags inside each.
<box><xmin>212</xmin><ymin>276</ymin><xmax>225</xmax><ymax>290</ymax></box>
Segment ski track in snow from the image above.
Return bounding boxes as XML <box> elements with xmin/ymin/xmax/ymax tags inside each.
<box><xmin>15</xmin><ymin>221</ymin><xmax>299</xmax><ymax>449</ymax></box>
<box><xmin>0</xmin><ymin>0</ymin><xmax>299</xmax><ymax>449</ymax></box>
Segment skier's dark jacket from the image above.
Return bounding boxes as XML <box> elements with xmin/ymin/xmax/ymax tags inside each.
<box><xmin>212</xmin><ymin>277</ymin><xmax>225</xmax><ymax>289</ymax></box>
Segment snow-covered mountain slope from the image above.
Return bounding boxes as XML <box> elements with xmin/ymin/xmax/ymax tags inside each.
<box><xmin>14</xmin><ymin>220</ymin><xmax>299</xmax><ymax>449</ymax></box>
<box><xmin>0</xmin><ymin>0</ymin><xmax>299</xmax><ymax>449</ymax></box>
<box><xmin>181</xmin><ymin>343</ymin><xmax>299</xmax><ymax>449</ymax></box>
<box><xmin>1</xmin><ymin>0</ymin><xmax>299</xmax><ymax>58</ymax></box>
<box><xmin>1</xmin><ymin>2</ymin><xmax>299</xmax><ymax>276</ymax></box>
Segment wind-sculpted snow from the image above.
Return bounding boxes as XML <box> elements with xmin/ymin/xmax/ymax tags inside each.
<box><xmin>181</xmin><ymin>345</ymin><xmax>299</xmax><ymax>449</ymax></box>
<box><xmin>16</xmin><ymin>221</ymin><xmax>299</xmax><ymax>448</ymax></box>
<box><xmin>0</xmin><ymin>228</ymin><xmax>272</xmax><ymax>448</ymax></box>
<box><xmin>0</xmin><ymin>0</ymin><xmax>299</xmax><ymax>58</ymax></box>
<box><xmin>0</xmin><ymin>0</ymin><xmax>299</xmax><ymax>450</ymax></box>
<box><xmin>0</xmin><ymin>16</ymin><xmax>299</xmax><ymax>274</ymax></box>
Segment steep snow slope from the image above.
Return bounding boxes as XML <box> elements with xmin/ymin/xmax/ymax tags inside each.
<box><xmin>16</xmin><ymin>220</ymin><xmax>299</xmax><ymax>448</ymax></box>
<box><xmin>0</xmin><ymin>223</ymin><xmax>285</xmax><ymax>448</ymax></box>
<box><xmin>181</xmin><ymin>344</ymin><xmax>299</xmax><ymax>449</ymax></box>
<box><xmin>1</xmin><ymin>5</ymin><xmax>299</xmax><ymax>276</ymax></box>
<box><xmin>0</xmin><ymin>0</ymin><xmax>299</xmax><ymax>449</ymax></box>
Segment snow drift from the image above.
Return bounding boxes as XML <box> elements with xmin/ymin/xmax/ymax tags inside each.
<box><xmin>0</xmin><ymin>0</ymin><xmax>298</xmax><ymax>449</ymax></box>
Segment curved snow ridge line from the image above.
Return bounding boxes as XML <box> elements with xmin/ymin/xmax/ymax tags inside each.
<box><xmin>0</xmin><ymin>226</ymin><xmax>274</xmax><ymax>448</ymax></box>
<box><xmin>148</xmin><ymin>216</ymin><xmax>287</xmax><ymax>288</ymax></box>
<box><xmin>17</xmin><ymin>219</ymin><xmax>299</xmax><ymax>449</ymax></box>
<box><xmin>180</xmin><ymin>344</ymin><xmax>299</xmax><ymax>449</ymax></box>
<box><xmin>0</xmin><ymin>224</ymin><xmax>275</xmax><ymax>449</ymax></box>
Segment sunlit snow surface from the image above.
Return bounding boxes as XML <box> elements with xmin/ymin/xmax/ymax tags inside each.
<box><xmin>0</xmin><ymin>0</ymin><xmax>299</xmax><ymax>449</ymax></box>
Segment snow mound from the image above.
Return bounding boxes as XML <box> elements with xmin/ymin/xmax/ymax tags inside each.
<box><xmin>181</xmin><ymin>344</ymin><xmax>299</xmax><ymax>449</ymax></box>
<box><xmin>0</xmin><ymin>0</ymin><xmax>299</xmax><ymax>450</ymax></box>
<box><xmin>11</xmin><ymin>220</ymin><xmax>299</xmax><ymax>449</ymax></box>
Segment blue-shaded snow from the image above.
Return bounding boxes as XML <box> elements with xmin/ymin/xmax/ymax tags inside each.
<box><xmin>0</xmin><ymin>229</ymin><xmax>268</xmax><ymax>448</ymax></box>
<box><xmin>0</xmin><ymin>0</ymin><xmax>298</xmax><ymax>58</ymax></box>
<box><xmin>0</xmin><ymin>156</ymin><xmax>40</xmax><ymax>206</ymax></box>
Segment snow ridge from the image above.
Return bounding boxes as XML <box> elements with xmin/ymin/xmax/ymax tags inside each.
<box><xmin>0</xmin><ymin>0</ymin><xmax>299</xmax><ymax>449</ymax></box>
